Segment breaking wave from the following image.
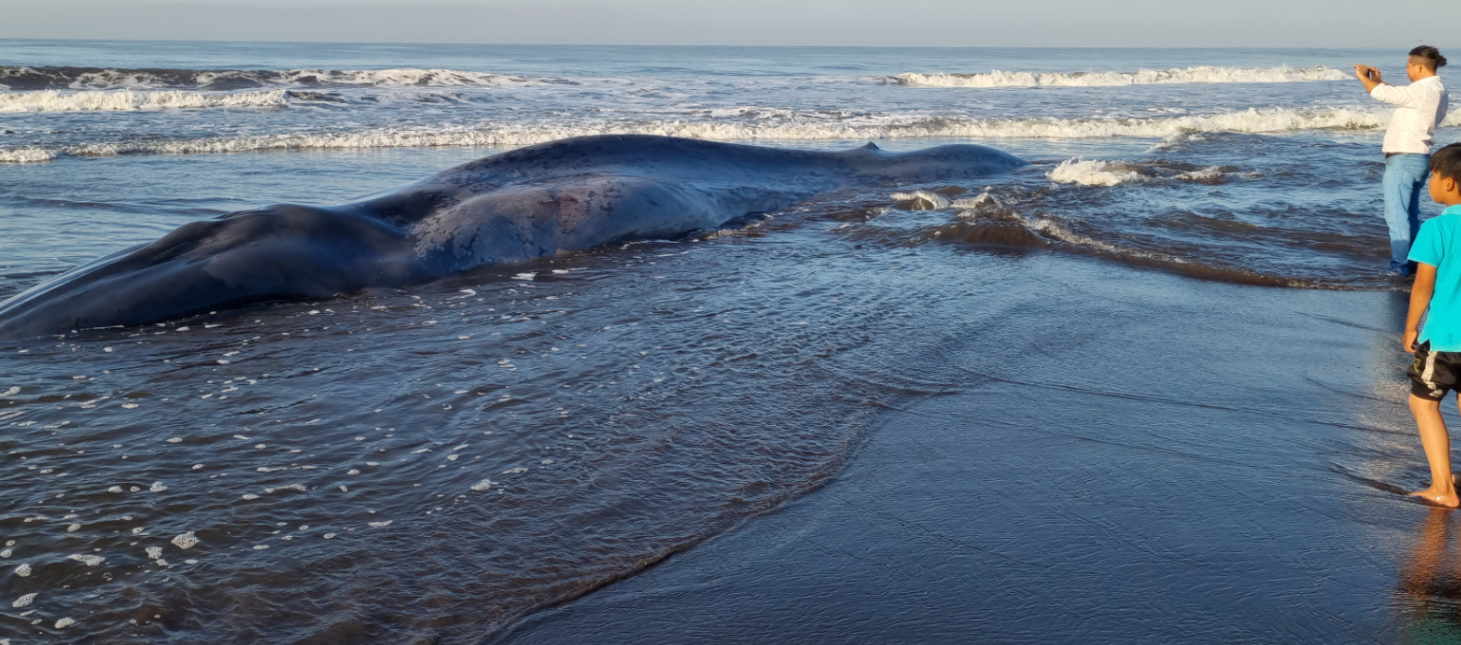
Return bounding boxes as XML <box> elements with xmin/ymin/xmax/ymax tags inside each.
<box><xmin>887</xmin><ymin>65</ymin><xmax>1349</xmax><ymax>88</ymax></box>
<box><xmin>0</xmin><ymin>89</ymin><xmax>293</xmax><ymax>113</ymax></box>
<box><xmin>0</xmin><ymin>66</ymin><xmax>574</xmax><ymax>91</ymax></box>
<box><xmin>4</xmin><ymin>106</ymin><xmax>1457</xmax><ymax>162</ymax></box>
<box><xmin>0</xmin><ymin>88</ymin><xmax>493</xmax><ymax>113</ymax></box>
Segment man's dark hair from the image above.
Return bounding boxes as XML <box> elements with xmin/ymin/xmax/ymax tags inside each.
<box><xmin>1433</xmin><ymin>144</ymin><xmax>1461</xmax><ymax>182</ymax></box>
<box><xmin>1410</xmin><ymin>45</ymin><xmax>1448</xmax><ymax>70</ymax></box>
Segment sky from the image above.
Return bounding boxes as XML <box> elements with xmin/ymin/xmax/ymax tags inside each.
<box><xmin>0</xmin><ymin>0</ymin><xmax>1455</xmax><ymax>48</ymax></box>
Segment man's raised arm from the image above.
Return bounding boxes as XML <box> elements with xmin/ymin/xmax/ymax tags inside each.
<box><xmin>1357</xmin><ymin>64</ymin><xmax>1421</xmax><ymax>108</ymax></box>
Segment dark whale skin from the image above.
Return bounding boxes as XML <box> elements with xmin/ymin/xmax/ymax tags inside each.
<box><xmin>0</xmin><ymin>134</ymin><xmax>1027</xmax><ymax>339</ymax></box>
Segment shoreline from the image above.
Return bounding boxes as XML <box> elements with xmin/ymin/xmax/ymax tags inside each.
<box><xmin>499</xmin><ymin>255</ymin><xmax>1445</xmax><ymax>644</ymax></box>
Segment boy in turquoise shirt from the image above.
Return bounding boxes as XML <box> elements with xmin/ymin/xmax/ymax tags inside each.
<box><xmin>1404</xmin><ymin>142</ymin><xmax>1461</xmax><ymax>507</ymax></box>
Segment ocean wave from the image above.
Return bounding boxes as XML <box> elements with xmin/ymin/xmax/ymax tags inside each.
<box><xmin>852</xmin><ymin>204</ymin><xmax>1329</xmax><ymax>289</ymax></box>
<box><xmin>0</xmin><ymin>89</ymin><xmax>292</xmax><ymax>113</ymax></box>
<box><xmin>1046</xmin><ymin>158</ymin><xmax>1241</xmax><ymax>187</ymax></box>
<box><xmin>0</xmin><ymin>66</ymin><xmax>572</xmax><ymax>91</ymax></box>
<box><xmin>0</xmin><ymin>88</ymin><xmax>485</xmax><ymax>113</ymax></box>
<box><xmin>1047</xmin><ymin>159</ymin><xmax>1149</xmax><ymax>186</ymax></box>
<box><xmin>886</xmin><ymin>65</ymin><xmax>1349</xmax><ymax>88</ymax></box>
<box><xmin>1012</xmin><ymin>214</ymin><xmax>1323</xmax><ymax>288</ymax></box>
<box><xmin>0</xmin><ymin>147</ymin><xmax>59</xmax><ymax>163</ymax></box>
<box><xmin>890</xmin><ymin>191</ymin><xmax>952</xmax><ymax>210</ymax></box>
<box><xmin>4</xmin><ymin>106</ymin><xmax>1456</xmax><ymax>162</ymax></box>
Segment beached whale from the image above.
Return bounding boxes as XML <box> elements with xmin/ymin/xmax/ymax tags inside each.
<box><xmin>0</xmin><ymin>134</ymin><xmax>1026</xmax><ymax>339</ymax></box>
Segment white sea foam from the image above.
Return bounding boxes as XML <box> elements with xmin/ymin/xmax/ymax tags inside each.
<box><xmin>1047</xmin><ymin>159</ymin><xmax>1147</xmax><ymax>187</ymax></box>
<box><xmin>0</xmin><ymin>66</ymin><xmax>560</xmax><ymax>91</ymax></box>
<box><xmin>0</xmin><ymin>89</ymin><xmax>290</xmax><ymax>113</ymax></box>
<box><xmin>5</xmin><ymin>106</ymin><xmax>1456</xmax><ymax>163</ymax></box>
<box><xmin>890</xmin><ymin>191</ymin><xmax>951</xmax><ymax>210</ymax></box>
<box><xmin>0</xmin><ymin>147</ymin><xmax>57</xmax><ymax>163</ymax></box>
<box><xmin>1047</xmin><ymin>158</ymin><xmax>1236</xmax><ymax>186</ymax></box>
<box><xmin>67</xmin><ymin>554</ymin><xmax>104</xmax><ymax>566</ymax></box>
<box><xmin>11</xmin><ymin>593</ymin><xmax>35</xmax><ymax>608</ymax></box>
<box><xmin>888</xmin><ymin>65</ymin><xmax>1349</xmax><ymax>88</ymax></box>
<box><xmin>1020</xmin><ymin>215</ymin><xmax>1180</xmax><ymax>264</ymax></box>
<box><xmin>232</xmin><ymin>68</ymin><xmax>538</xmax><ymax>88</ymax></box>
<box><xmin>1177</xmin><ymin>166</ymin><xmax>1228</xmax><ymax>181</ymax></box>
<box><xmin>171</xmin><ymin>532</ymin><xmax>199</xmax><ymax>549</ymax></box>
<box><xmin>952</xmin><ymin>191</ymin><xmax>998</xmax><ymax>210</ymax></box>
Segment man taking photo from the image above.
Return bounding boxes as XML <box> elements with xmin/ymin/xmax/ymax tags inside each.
<box><xmin>1356</xmin><ymin>46</ymin><xmax>1449</xmax><ymax>276</ymax></box>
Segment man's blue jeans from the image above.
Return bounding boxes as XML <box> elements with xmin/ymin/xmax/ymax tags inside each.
<box><xmin>1385</xmin><ymin>153</ymin><xmax>1431</xmax><ymax>274</ymax></box>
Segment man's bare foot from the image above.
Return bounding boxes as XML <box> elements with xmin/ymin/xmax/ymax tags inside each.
<box><xmin>1410</xmin><ymin>486</ymin><xmax>1461</xmax><ymax>508</ymax></box>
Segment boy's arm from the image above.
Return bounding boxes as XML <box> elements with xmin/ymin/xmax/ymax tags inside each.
<box><xmin>1407</xmin><ymin>263</ymin><xmax>1439</xmax><ymax>352</ymax></box>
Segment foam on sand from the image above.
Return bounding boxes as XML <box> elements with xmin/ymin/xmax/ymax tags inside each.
<box><xmin>888</xmin><ymin>65</ymin><xmax>1349</xmax><ymax>88</ymax></box>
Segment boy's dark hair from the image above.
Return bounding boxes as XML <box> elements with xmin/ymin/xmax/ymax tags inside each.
<box><xmin>1434</xmin><ymin>144</ymin><xmax>1461</xmax><ymax>182</ymax></box>
<box><xmin>1410</xmin><ymin>45</ymin><xmax>1448</xmax><ymax>70</ymax></box>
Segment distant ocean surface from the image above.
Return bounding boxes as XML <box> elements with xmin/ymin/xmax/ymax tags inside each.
<box><xmin>0</xmin><ymin>40</ymin><xmax>1457</xmax><ymax>643</ymax></box>
<box><xmin>2</xmin><ymin>41</ymin><xmax>1458</xmax><ymax>291</ymax></box>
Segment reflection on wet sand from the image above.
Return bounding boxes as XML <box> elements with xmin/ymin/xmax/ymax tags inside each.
<box><xmin>1397</xmin><ymin>508</ymin><xmax>1461</xmax><ymax>642</ymax></box>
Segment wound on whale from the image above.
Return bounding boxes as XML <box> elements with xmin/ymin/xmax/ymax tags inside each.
<box><xmin>0</xmin><ymin>135</ymin><xmax>1027</xmax><ymax>339</ymax></box>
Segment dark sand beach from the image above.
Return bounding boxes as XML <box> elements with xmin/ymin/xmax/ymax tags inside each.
<box><xmin>501</xmin><ymin>254</ymin><xmax>1446</xmax><ymax>644</ymax></box>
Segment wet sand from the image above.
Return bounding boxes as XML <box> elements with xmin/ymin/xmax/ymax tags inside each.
<box><xmin>500</xmin><ymin>255</ymin><xmax>1454</xmax><ymax>644</ymax></box>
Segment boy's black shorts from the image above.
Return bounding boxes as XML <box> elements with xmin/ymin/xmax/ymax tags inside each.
<box><xmin>1410</xmin><ymin>342</ymin><xmax>1461</xmax><ymax>401</ymax></box>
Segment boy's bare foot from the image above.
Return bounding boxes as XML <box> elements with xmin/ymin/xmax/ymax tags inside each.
<box><xmin>1410</xmin><ymin>486</ymin><xmax>1461</xmax><ymax>508</ymax></box>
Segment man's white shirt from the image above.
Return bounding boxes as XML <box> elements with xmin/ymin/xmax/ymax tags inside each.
<box><xmin>1371</xmin><ymin>75</ymin><xmax>1449</xmax><ymax>155</ymax></box>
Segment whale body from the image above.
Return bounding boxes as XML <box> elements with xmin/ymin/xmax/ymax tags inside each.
<box><xmin>0</xmin><ymin>135</ymin><xmax>1026</xmax><ymax>339</ymax></box>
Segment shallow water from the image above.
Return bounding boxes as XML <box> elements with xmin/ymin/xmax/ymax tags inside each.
<box><xmin>497</xmin><ymin>260</ymin><xmax>1440</xmax><ymax>644</ymax></box>
<box><xmin>2</xmin><ymin>201</ymin><xmax>1041</xmax><ymax>641</ymax></box>
<box><xmin>1</xmin><ymin>41</ymin><xmax>1459</xmax><ymax>642</ymax></box>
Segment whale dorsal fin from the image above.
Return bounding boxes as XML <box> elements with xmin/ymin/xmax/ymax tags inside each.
<box><xmin>860</xmin><ymin>142</ymin><xmax>881</xmax><ymax>151</ymax></box>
